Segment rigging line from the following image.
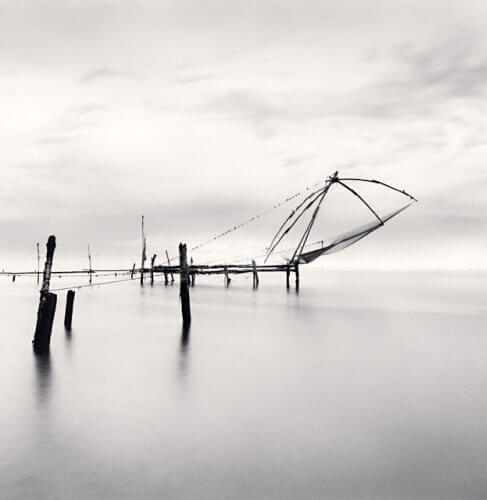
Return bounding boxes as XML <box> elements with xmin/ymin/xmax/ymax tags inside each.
<box><xmin>265</xmin><ymin>185</ymin><xmax>327</xmax><ymax>256</ymax></box>
<box><xmin>339</xmin><ymin>178</ymin><xmax>418</xmax><ymax>202</ymax></box>
<box><xmin>264</xmin><ymin>188</ymin><xmax>328</xmax><ymax>262</ymax></box>
<box><xmin>291</xmin><ymin>182</ymin><xmax>333</xmax><ymax>262</ymax></box>
<box><xmin>50</xmin><ymin>276</ymin><xmax>141</xmax><ymax>292</ymax></box>
<box><xmin>190</xmin><ymin>178</ymin><xmax>326</xmax><ymax>253</ymax></box>
<box><xmin>335</xmin><ymin>180</ymin><xmax>384</xmax><ymax>225</ymax></box>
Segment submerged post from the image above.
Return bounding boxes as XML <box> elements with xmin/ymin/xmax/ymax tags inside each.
<box><xmin>179</xmin><ymin>243</ymin><xmax>191</xmax><ymax>325</ymax></box>
<box><xmin>150</xmin><ymin>254</ymin><xmax>157</xmax><ymax>286</ymax></box>
<box><xmin>64</xmin><ymin>290</ymin><xmax>75</xmax><ymax>330</ymax></box>
<box><xmin>33</xmin><ymin>235</ymin><xmax>57</xmax><ymax>354</ymax></box>
<box><xmin>131</xmin><ymin>263</ymin><xmax>136</xmax><ymax>279</ymax></box>
<box><xmin>295</xmin><ymin>261</ymin><xmax>300</xmax><ymax>291</ymax></box>
<box><xmin>166</xmin><ymin>250</ymin><xmax>174</xmax><ymax>283</ymax></box>
<box><xmin>286</xmin><ymin>264</ymin><xmax>290</xmax><ymax>290</ymax></box>
<box><xmin>252</xmin><ymin>259</ymin><xmax>259</xmax><ymax>289</ymax></box>
<box><xmin>224</xmin><ymin>265</ymin><xmax>231</xmax><ymax>287</ymax></box>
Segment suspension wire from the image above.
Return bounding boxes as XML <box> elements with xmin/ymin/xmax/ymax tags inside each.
<box><xmin>190</xmin><ymin>178</ymin><xmax>326</xmax><ymax>253</ymax></box>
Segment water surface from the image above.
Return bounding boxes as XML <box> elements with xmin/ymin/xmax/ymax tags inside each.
<box><xmin>1</xmin><ymin>271</ymin><xmax>486</xmax><ymax>499</ymax></box>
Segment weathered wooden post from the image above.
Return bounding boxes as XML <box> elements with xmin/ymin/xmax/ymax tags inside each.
<box><xmin>150</xmin><ymin>254</ymin><xmax>157</xmax><ymax>286</ymax></box>
<box><xmin>224</xmin><ymin>265</ymin><xmax>231</xmax><ymax>287</ymax></box>
<box><xmin>252</xmin><ymin>259</ymin><xmax>259</xmax><ymax>289</ymax></box>
<box><xmin>87</xmin><ymin>244</ymin><xmax>92</xmax><ymax>284</ymax></box>
<box><xmin>286</xmin><ymin>264</ymin><xmax>290</xmax><ymax>290</ymax></box>
<box><xmin>130</xmin><ymin>263</ymin><xmax>136</xmax><ymax>279</ymax></box>
<box><xmin>33</xmin><ymin>235</ymin><xmax>57</xmax><ymax>354</ymax></box>
<box><xmin>164</xmin><ymin>270</ymin><xmax>168</xmax><ymax>285</ymax></box>
<box><xmin>179</xmin><ymin>243</ymin><xmax>191</xmax><ymax>325</ymax></box>
<box><xmin>36</xmin><ymin>242</ymin><xmax>40</xmax><ymax>284</ymax></box>
<box><xmin>140</xmin><ymin>215</ymin><xmax>147</xmax><ymax>285</ymax></box>
<box><xmin>295</xmin><ymin>261</ymin><xmax>300</xmax><ymax>291</ymax></box>
<box><xmin>166</xmin><ymin>250</ymin><xmax>174</xmax><ymax>283</ymax></box>
<box><xmin>190</xmin><ymin>257</ymin><xmax>195</xmax><ymax>287</ymax></box>
<box><xmin>64</xmin><ymin>290</ymin><xmax>75</xmax><ymax>330</ymax></box>
<box><xmin>12</xmin><ymin>274</ymin><xmax>16</xmax><ymax>282</ymax></box>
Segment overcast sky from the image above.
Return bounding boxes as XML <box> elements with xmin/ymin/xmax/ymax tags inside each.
<box><xmin>2</xmin><ymin>0</ymin><xmax>487</xmax><ymax>270</ymax></box>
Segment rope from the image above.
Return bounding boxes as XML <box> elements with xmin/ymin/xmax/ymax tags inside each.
<box><xmin>190</xmin><ymin>178</ymin><xmax>326</xmax><ymax>253</ymax></box>
<box><xmin>50</xmin><ymin>276</ymin><xmax>139</xmax><ymax>292</ymax></box>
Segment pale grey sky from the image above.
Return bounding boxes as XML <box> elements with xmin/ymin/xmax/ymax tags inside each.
<box><xmin>2</xmin><ymin>0</ymin><xmax>487</xmax><ymax>270</ymax></box>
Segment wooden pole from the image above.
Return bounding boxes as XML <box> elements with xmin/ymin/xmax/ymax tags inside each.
<box><xmin>150</xmin><ymin>254</ymin><xmax>157</xmax><ymax>286</ymax></box>
<box><xmin>12</xmin><ymin>274</ymin><xmax>16</xmax><ymax>282</ymax></box>
<box><xmin>252</xmin><ymin>259</ymin><xmax>259</xmax><ymax>289</ymax></box>
<box><xmin>36</xmin><ymin>242</ymin><xmax>40</xmax><ymax>284</ymax></box>
<box><xmin>286</xmin><ymin>264</ymin><xmax>290</xmax><ymax>290</ymax></box>
<box><xmin>295</xmin><ymin>262</ymin><xmax>300</xmax><ymax>291</ymax></box>
<box><xmin>179</xmin><ymin>243</ymin><xmax>191</xmax><ymax>325</ymax></box>
<box><xmin>166</xmin><ymin>250</ymin><xmax>174</xmax><ymax>283</ymax></box>
<box><xmin>140</xmin><ymin>215</ymin><xmax>147</xmax><ymax>285</ymax></box>
<box><xmin>33</xmin><ymin>235</ymin><xmax>57</xmax><ymax>354</ymax></box>
<box><xmin>190</xmin><ymin>257</ymin><xmax>195</xmax><ymax>287</ymax></box>
<box><xmin>131</xmin><ymin>263</ymin><xmax>136</xmax><ymax>279</ymax></box>
<box><xmin>224</xmin><ymin>265</ymin><xmax>231</xmax><ymax>287</ymax></box>
<box><xmin>64</xmin><ymin>290</ymin><xmax>75</xmax><ymax>330</ymax></box>
<box><xmin>87</xmin><ymin>244</ymin><xmax>92</xmax><ymax>284</ymax></box>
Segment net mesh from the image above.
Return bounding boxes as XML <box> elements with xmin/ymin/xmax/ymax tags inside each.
<box><xmin>297</xmin><ymin>202</ymin><xmax>414</xmax><ymax>264</ymax></box>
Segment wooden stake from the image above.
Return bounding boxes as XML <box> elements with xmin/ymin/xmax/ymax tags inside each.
<box><xmin>166</xmin><ymin>250</ymin><xmax>174</xmax><ymax>283</ymax></box>
<box><xmin>64</xmin><ymin>290</ymin><xmax>75</xmax><ymax>330</ymax></box>
<box><xmin>224</xmin><ymin>265</ymin><xmax>231</xmax><ymax>287</ymax></box>
<box><xmin>140</xmin><ymin>215</ymin><xmax>147</xmax><ymax>285</ymax></box>
<box><xmin>190</xmin><ymin>257</ymin><xmax>195</xmax><ymax>287</ymax></box>
<box><xmin>150</xmin><ymin>254</ymin><xmax>157</xmax><ymax>285</ymax></box>
<box><xmin>131</xmin><ymin>263</ymin><xmax>136</xmax><ymax>279</ymax></box>
<box><xmin>179</xmin><ymin>243</ymin><xmax>191</xmax><ymax>325</ymax></box>
<box><xmin>252</xmin><ymin>259</ymin><xmax>259</xmax><ymax>289</ymax></box>
<box><xmin>295</xmin><ymin>262</ymin><xmax>300</xmax><ymax>291</ymax></box>
<box><xmin>33</xmin><ymin>235</ymin><xmax>57</xmax><ymax>354</ymax></box>
<box><xmin>286</xmin><ymin>264</ymin><xmax>290</xmax><ymax>290</ymax></box>
<box><xmin>87</xmin><ymin>244</ymin><xmax>92</xmax><ymax>284</ymax></box>
<box><xmin>36</xmin><ymin>242</ymin><xmax>40</xmax><ymax>284</ymax></box>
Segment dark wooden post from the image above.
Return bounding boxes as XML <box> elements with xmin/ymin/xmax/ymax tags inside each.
<box><xmin>33</xmin><ymin>235</ymin><xmax>57</xmax><ymax>354</ymax></box>
<box><xmin>36</xmin><ymin>242</ymin><xmax>40</xmax><ymax>284</ymax></box>
<box><xmin>190</xmin><ymin>257</ymin><xmax>195</xmax><ymax>287</ymax></box>
<box><xmin>87</xmin><ymin>244</ymin><xmax>92</xmax><ymax>284</ymax></box>
<box><xmin>150</xmin><ymin>254</ymin><xmax>157</xmax><ymax>285</ymax></box>
<box><xmin>166</xmin><ymin>250</ymin><xmax>174</xmax><ymax>283</ymax></box>
<box><xmin>64</xmin><ymin>290</ymin><xmax>75</xmax><ymax>330</ymax></box>
<box><xmin>164</xmin><ymin>270</ymin><xmax>168</xmax><ymax>285</ymax></box>
<box><xmin>179</xmin><ymin>243</ymin><xmax>191</xmax><ymax>325</ymax></box>
<box><xmin>252</xmin><ymin>259</ymin><xmax>259</xmax><ymax>289</ymax></box>
<box><xmin>131</xmin><ymin>263</ymin><xmax>136</xmax><ymax>279</ymax></box>
<box><xmin>140</xmin><ymin>215</ymin><xmax>146</xmax><ymax>285</ymax></box>
<box><xmin>224</xmin><ymin>265</ymin><xmax>231</xmax><ymax>287</ymax></box>
<box><xmin>286</xmin><ymin>264</ymin><xmax>290</xmax><ymax>290</ymax></box>
<box><xmin>12</xmin><ymin>274</ymin><xmax>16</xmax><ymax>282</ymax></box>
<box><xmin>295</xmin><ymin>262</ymin><xmax>300</xmax><ymax>291</ymax></box>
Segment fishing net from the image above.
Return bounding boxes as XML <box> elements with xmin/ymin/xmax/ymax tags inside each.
<box><xmin>297</xmin><ymin>202</ymin><xmax>414</xmax><ymax>263</ymax></box>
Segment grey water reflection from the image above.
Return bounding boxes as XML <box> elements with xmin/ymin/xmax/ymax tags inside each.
<box><xmin>178</xmin><ymin>323</ymin><xmax>191</xmax><ymax>379</ymax></box>
<box><xmin>33</xmin><ymin>353</ymin><xmax>52</xmax><ymax>407</ymax></box>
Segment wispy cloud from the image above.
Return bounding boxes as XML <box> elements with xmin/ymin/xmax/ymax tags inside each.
<box><xmin>79</xmin><ymin>68</ymin><xmax>137</xmax><ymax>84</ymax></box>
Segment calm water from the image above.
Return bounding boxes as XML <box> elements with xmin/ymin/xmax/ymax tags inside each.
<box><xmin>1</xmin><ymin>270</ymin><xmax>486</xmax><ymax>499</ymax></box>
